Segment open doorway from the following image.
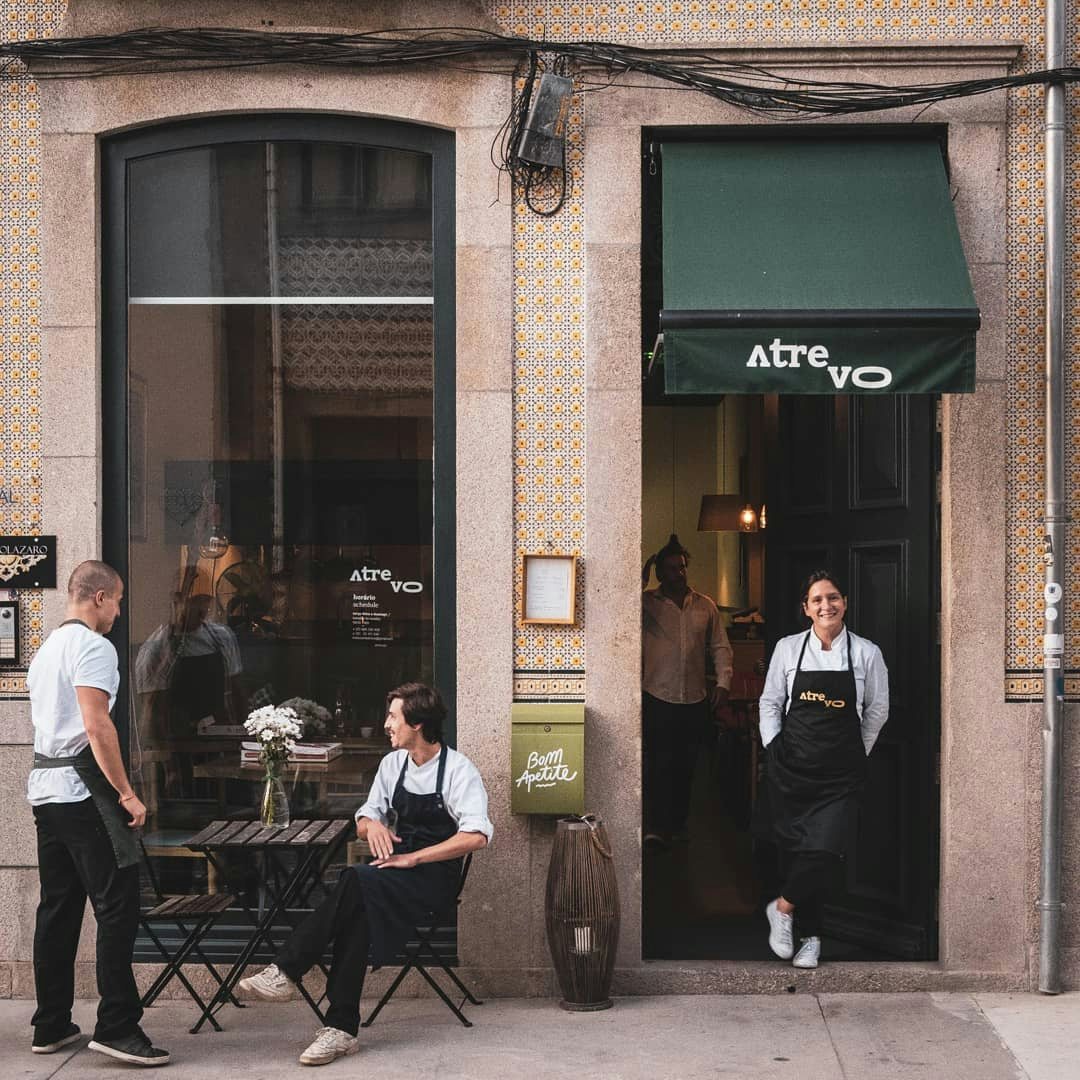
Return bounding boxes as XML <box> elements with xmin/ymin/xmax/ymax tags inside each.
<box><xmin>640</xmin><ymin>391</ymin><xmax>941</xmax><ymax>961</ymax></box>
<box><xmin>640</xmin><ymin>394</ymin><xmax>771</xmax><ymax>960</ymax></box>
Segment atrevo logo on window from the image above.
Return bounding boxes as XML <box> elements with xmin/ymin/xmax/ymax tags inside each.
<box><xmin>746</xmin><ymin>338</ymin><xmax>893</xmax><ymax>390</ymax></box>
<box><xmin>349</xmin><ymin>565</ymin><xmax>423</xmax><ymax>593</ymax></box>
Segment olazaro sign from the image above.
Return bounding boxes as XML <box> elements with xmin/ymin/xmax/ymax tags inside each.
<box><xmin>746</xmin><ymin>338</ymin><xmax>892</xmax><ymax>390</ymax></box>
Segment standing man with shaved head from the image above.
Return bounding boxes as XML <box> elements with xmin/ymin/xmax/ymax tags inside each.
<box><xmin>26</xmin><ymin>561</ymin><xmax>169</xmax><ymax>1067</ymax></box>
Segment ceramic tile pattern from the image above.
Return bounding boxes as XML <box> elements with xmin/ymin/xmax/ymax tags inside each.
<box><xmin>0</xmin><ymin>1</ymin><xmax>63</xmax><ymax>698</ymax></box>
<box><xmin>0</xmin><ymin>2</ymin><xmax>1074</xmax><ymax>700</ymax></box>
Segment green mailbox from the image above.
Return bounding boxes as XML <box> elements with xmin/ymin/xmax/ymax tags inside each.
<box><xmin>511</xmin><ymin>703</ymin><xmax>585</xmax><ymax>815</ymax></box>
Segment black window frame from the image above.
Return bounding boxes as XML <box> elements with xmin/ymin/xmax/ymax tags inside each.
<box><xmin>102</xmin><ymin>113</ymin><xmax>457</xmax><ymax>751</ymax></box>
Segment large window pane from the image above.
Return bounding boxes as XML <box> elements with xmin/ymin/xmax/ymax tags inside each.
<box><xmin>125</xmin><ymin>141</ymin><xmax>436</xmax><ymax>851</ymax></box>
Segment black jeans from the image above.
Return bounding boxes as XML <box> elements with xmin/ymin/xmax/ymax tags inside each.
<box><xmin>780</xmin><ymin>850</ymin><xmax>844</xmax><ymax>939</ymax></box>
<box><xmin>32</xmin><ymin>799</ymin><xmax>142</xmax><ymax>1043</ymax></box>
<box><xmin>642</xmin><ymin>693</ymin><xmax>709</xmax><ymax>837</ymax></box>
<box><xmin>276</xmin><ymin>867</ymin><xmax>370</xmax><ymax>1037</ymax></box>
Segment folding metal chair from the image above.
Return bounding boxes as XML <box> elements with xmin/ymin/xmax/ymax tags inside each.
<box><xmin>361</xmin><ymin>852</ymin><xmax>483</xmax><ymax>1028</ymax></box>
<box><xmin>138</xmin><ymin>838</ymin><xmax>239</xmax><ymax>1033</ymax></box>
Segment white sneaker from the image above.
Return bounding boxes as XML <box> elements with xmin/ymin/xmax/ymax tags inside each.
<box><xmin>765</xmin><ymin>899</ymin><xmax>795</xmax><ymax>959</ymax></box>
<box><xmin>793</xmin><ymin>936</ymin><xmax>821</xmax><ymax>969</ymax></box>
<box><xmin>299</xmin><ymin>1027</ymin><xmax>360</xmax><ymax>1066</ymax></box>
<box><xmin>237</xmin><ymin>963</ymin><xmax>298</xmax><ymax>1002</ymax></box>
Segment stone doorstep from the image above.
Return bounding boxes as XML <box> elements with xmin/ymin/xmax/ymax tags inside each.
<box><xmin>0</xmin><ymin>960</ymin><xmax>1035</xmax><ymax>1001</ymax></box>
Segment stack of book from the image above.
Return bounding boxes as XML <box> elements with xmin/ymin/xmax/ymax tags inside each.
<box><xmin>240</xmin><ymin>741</ymin><xmax>344</xmax><ymax>765</ymax></box>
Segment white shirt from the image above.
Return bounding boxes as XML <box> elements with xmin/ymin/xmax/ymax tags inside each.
<box><xmin>758</xmin><ymin>627</ymin><xmax>889</xmax><ymax>754</ymax></box>
<box><xmin>26</xmin><ymin>622</ymin><xmax>120</xmax><ymax>805</ymax></box>
<box><xmin>356</xmin><ymin>746</ymin><xmax>494</xmax><ymax>843</ymax></box>
<box><xmin>134</xmin><ymin>621</ymin><xmax>242</xmax><ymax>693</ymax></box>
<box><xmin>642</xmin><ymin>587</ymin><xmax>734</xmax><ymax>704</ymax></box>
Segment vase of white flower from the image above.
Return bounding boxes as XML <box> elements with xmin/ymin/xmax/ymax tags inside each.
<box><xmin>245</xmin><ymin>705</ymin><xmax>302</xmax><ymax>829</ymax></box>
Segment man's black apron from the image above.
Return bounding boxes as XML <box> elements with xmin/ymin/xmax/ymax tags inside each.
<box><xmin>30</xmin><ymin>619</ymin><xmax>141</xmax><ymax>870</ymax></box>
<box><xmin>354</xmin><ymin>744</ymin><xmax>462</xmax><ymax>965</ymax></box>
<box><xmin>765</xmin><ymin>631</ymin><xmax>866</xmax><ymax>856</ymax></box>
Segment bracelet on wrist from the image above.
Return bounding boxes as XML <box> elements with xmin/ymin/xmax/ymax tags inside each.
<box><xmin>119</xmin><ymin>792</ymin><xmax>137</xmax><ymax>803</ymax></box>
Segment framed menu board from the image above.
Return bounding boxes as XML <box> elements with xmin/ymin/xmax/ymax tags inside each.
<box><xmin>522</xmin><ymin>554</ymin><xmax>577</xmax><ymax>626</ymax></box>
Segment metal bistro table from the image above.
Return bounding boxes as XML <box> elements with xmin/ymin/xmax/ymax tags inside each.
<box><xmin>186</xmin><ymin>818</ymin><xmax>354</xmax><ymax>1032</ymax></box>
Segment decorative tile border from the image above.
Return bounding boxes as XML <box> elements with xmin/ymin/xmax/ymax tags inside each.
<box><xmin>507</xmin><ymin>58</ymin><xmax>587</xmax><ymax>696</ymax></box>
<box><xmin>513</xmin><ymin>671</ymin><xmax>586</xmax><ymax>701</ymax></box>
<box><xmin>0</xmin><ymin>0</ymin><xmax>63</xmax><ymax>694</ymax></box>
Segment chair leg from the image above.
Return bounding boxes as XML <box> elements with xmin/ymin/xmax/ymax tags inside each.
<box><xmin>140</xmin><ymin>915</ymin><xmax>226</xmax><ymax>1032</ymax></box>
<box><xmin>360</xmin><ymin>961</ymin><xmax>416</xmax><ymax>1028</ymax></box>
<box><xmin>412</xmin><ymin>962</ymin><xmax>474</xmax><ymax>1028</ymax></box>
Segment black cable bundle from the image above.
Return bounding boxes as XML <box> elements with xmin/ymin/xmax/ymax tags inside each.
<box><xmin>4</xmin><ymin>26</ymin><xmax>1078</xmax><ymax>118</ymax></box>
<box><xmin>492</xmin><ymin>52</ymin><xmax>571</xmax><ymax>218</ymax></box>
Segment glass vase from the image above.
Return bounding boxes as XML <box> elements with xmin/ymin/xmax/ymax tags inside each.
<box><xmin>260</xmin><ymin>770</ymin><xmax>290</xmax><ymax>830</ymax></box>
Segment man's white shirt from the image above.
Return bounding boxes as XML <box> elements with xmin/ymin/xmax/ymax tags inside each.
<box><xmin>27</xmin><ymin>622</ymin><xmax>119</xmax><ymax>805</ymax></box>
<box><xmin>356</xmin><ymin>747</ymin><xmax>494</xmax><ymax>842</ymax></box>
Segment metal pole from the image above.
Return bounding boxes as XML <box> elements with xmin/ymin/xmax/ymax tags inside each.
<box><xmin>265</xmin><ymin>144</ymin><xmax>285</xmax><ymax>578</ymax></box>
<box><xmin>1038</xmin><ymin>0</ymin><xmax>1067</xmax><ymax>995</ymax></box>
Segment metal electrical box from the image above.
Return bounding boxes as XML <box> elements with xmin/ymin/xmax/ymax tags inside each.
<box><xmin>510</xmin><ymin>702</ymin><xmax>584</xmax><ymax>815</ymax></box>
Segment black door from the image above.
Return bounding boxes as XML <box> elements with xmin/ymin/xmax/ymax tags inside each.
<box><xmin>764</xmin><ymin>393</ymin><xmax>939</xmax><ymax>960</ymax></box>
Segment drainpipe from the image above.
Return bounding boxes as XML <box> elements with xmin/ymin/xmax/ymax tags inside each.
<box><xmin>1038</xmin><ymin>0</ymin><xmax>1067</xmax><ymax>995</ymax></box>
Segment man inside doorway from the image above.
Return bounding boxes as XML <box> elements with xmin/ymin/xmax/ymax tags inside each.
<box><xmin>642</xmin><ymin>534</ymin><xmax>733</xmax><ymax>849</ymax></box>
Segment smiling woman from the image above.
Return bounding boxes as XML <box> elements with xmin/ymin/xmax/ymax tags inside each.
<box><xmin>755</xmin><ymin>569</ymin><xmax>890</xmax><ymax>969</ymax></box>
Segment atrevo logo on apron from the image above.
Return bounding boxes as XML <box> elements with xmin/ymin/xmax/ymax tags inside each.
<box><xmin>745</xmin><ymin>338</ymin><xmax>892</xmax><ymax>390</ymax></box>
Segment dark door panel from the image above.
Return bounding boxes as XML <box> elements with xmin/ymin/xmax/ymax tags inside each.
<box><xmin>850</xmin><ymin>395</ymin><xmax>908</xmax><ymax>508</ymax></box>
<box><xmin>764</xmin><ymin>392</ymin><xmax>938</xmax><ymax>960</ymax></box>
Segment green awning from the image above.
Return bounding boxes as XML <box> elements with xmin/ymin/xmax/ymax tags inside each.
<box><xmin>660</xmin><ymin>137</ymin><xmax>979</xmax><ymax>395</ymax></box>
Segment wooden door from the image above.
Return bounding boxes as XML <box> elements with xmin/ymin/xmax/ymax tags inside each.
<box><xmin>764</xmin><ymin>393</ymin><xmax>939</xmax><ymax>960</ymax></box>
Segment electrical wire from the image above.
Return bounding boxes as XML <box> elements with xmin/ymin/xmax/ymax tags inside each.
<box><xmin>4</xmin><ymin>26</ymin><xmax>1076</xmax><ymax>212</ymax></box>
<box><xmin>3</xmin><ymin>26</ymin><xmax>1074</xmax><ymax>117</ymax></box>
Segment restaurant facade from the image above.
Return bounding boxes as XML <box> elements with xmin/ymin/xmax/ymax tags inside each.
<box><xmin>0</xmin><ymin>0</ymin><xmax>1077</xmax><ymax>1000</ymax></box>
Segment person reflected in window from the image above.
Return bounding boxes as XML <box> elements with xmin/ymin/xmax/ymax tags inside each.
<box><xmin>641</xmin><ymin>534</ymin><xmax>733</xmax><ymax>850</ymax></box>
<box><xmin>236</xmin><ymin>682</ymin><xmax>491</xmax><ymax>1067</ymax></box>
<box><xmin>757</xmin><ymin>570</ymin><xmax>889</xmax><ymax>970</ymax></box>
<box><xmin>135</xmin><ymin>588</ymin><xmax>246</xmax><ymax>798</ymax></box>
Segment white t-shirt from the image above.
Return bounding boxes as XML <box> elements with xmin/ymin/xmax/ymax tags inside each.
<box><xmin>134</xmin><ymin>621</ymin><xmax>242</xmax><ymax>693</ymax></box>
<box><xmin>26</xmin><ymin>622</ymin><xmax>120</xmax><ymax>805</ymax></box>
<box><xmin>356</xmin><ymin>747</ymin><xmax>494</xmax><ymax>843</ymax></box>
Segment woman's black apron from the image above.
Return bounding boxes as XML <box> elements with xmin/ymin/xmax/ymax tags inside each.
<box><xmin>354</xmin><ymin>744</ymin><xmax>462</xmax><ymax>965</ymax></box>
<box><xmin>29</xmin><ymin>619</ymin><xmax>141</xmax><ymax>870</ymax></box>
<box><xmin>764</xmin><ymin>631</ymin><xmax>866</xmax><ymax>856</ymax></box>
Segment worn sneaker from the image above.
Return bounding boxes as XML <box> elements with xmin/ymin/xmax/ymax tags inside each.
<box><xmin>87</xmin><ymin>1028</ymin><xmax>169</xmax><ymax>1067</ymax></box>
<box><xmin>32</xmin><ymin>1021</ymin><xmax>81</xmax><ymax>1054</ymax></box>
<box><xmin>299</xmin><ymin>1026</ymin><xmax>360</xmax><ymax>1066</ymax></box>
<box><xmin>237</xmin><ymin>962</ymin><xmax>298</xmax><ymax>1002</ymax></box>
<box><xmin>793</xmin><ymin>936</ymin><xmax>821</xmax><ymax>969</ymax></box>
<box><xmin>765</xmin><ymin>899</ymin><xmax>795</xmax><ymax>960</ymax></box>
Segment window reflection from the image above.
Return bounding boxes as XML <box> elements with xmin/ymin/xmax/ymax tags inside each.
<box><xmin>127</xmin><ymin>141</ymin><xmax>436</xmax><ymax>856</ymax></box>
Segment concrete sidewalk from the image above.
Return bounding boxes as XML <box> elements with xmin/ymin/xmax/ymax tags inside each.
<box><xmin>3</xmin><ymin>992</ymin><xmax>1075</xmax><ymax>1079</ymax></box>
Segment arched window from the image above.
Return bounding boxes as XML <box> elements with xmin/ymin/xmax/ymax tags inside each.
<box><xmin>102</xmin><ymin>115</ymin><xmax>455</xmax><ymax>860</ymax></box>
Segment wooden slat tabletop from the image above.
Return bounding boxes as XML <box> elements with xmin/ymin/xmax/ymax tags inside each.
<box><xmin>289</xmin><ymin>820</ymin><xmax>330</xmax><ymax>845</ymax></box>
<box><xmin>267</xmin><ymin>820</ymin><xmax>311</xmax><ymax>845</ymax></box>
<box><xmin>310</xmin><ymin>820</ymin><xmax>354</xmax><ymax>846</ymax></box>
<box><xmin>186</xmin><ymin>820</ymin><xmax>235</xmax><ymax>848</ymax></box>
<box><xmin>187</xmin><ymin>818</ymin><xmax>353</xmax><ymax>850</ymax></box>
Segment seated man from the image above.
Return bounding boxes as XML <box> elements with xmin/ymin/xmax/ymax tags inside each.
<box><xmin>238</xmin><ymin>682</ymin><xmax>492</xmax><ymax>1066</ymax></box>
